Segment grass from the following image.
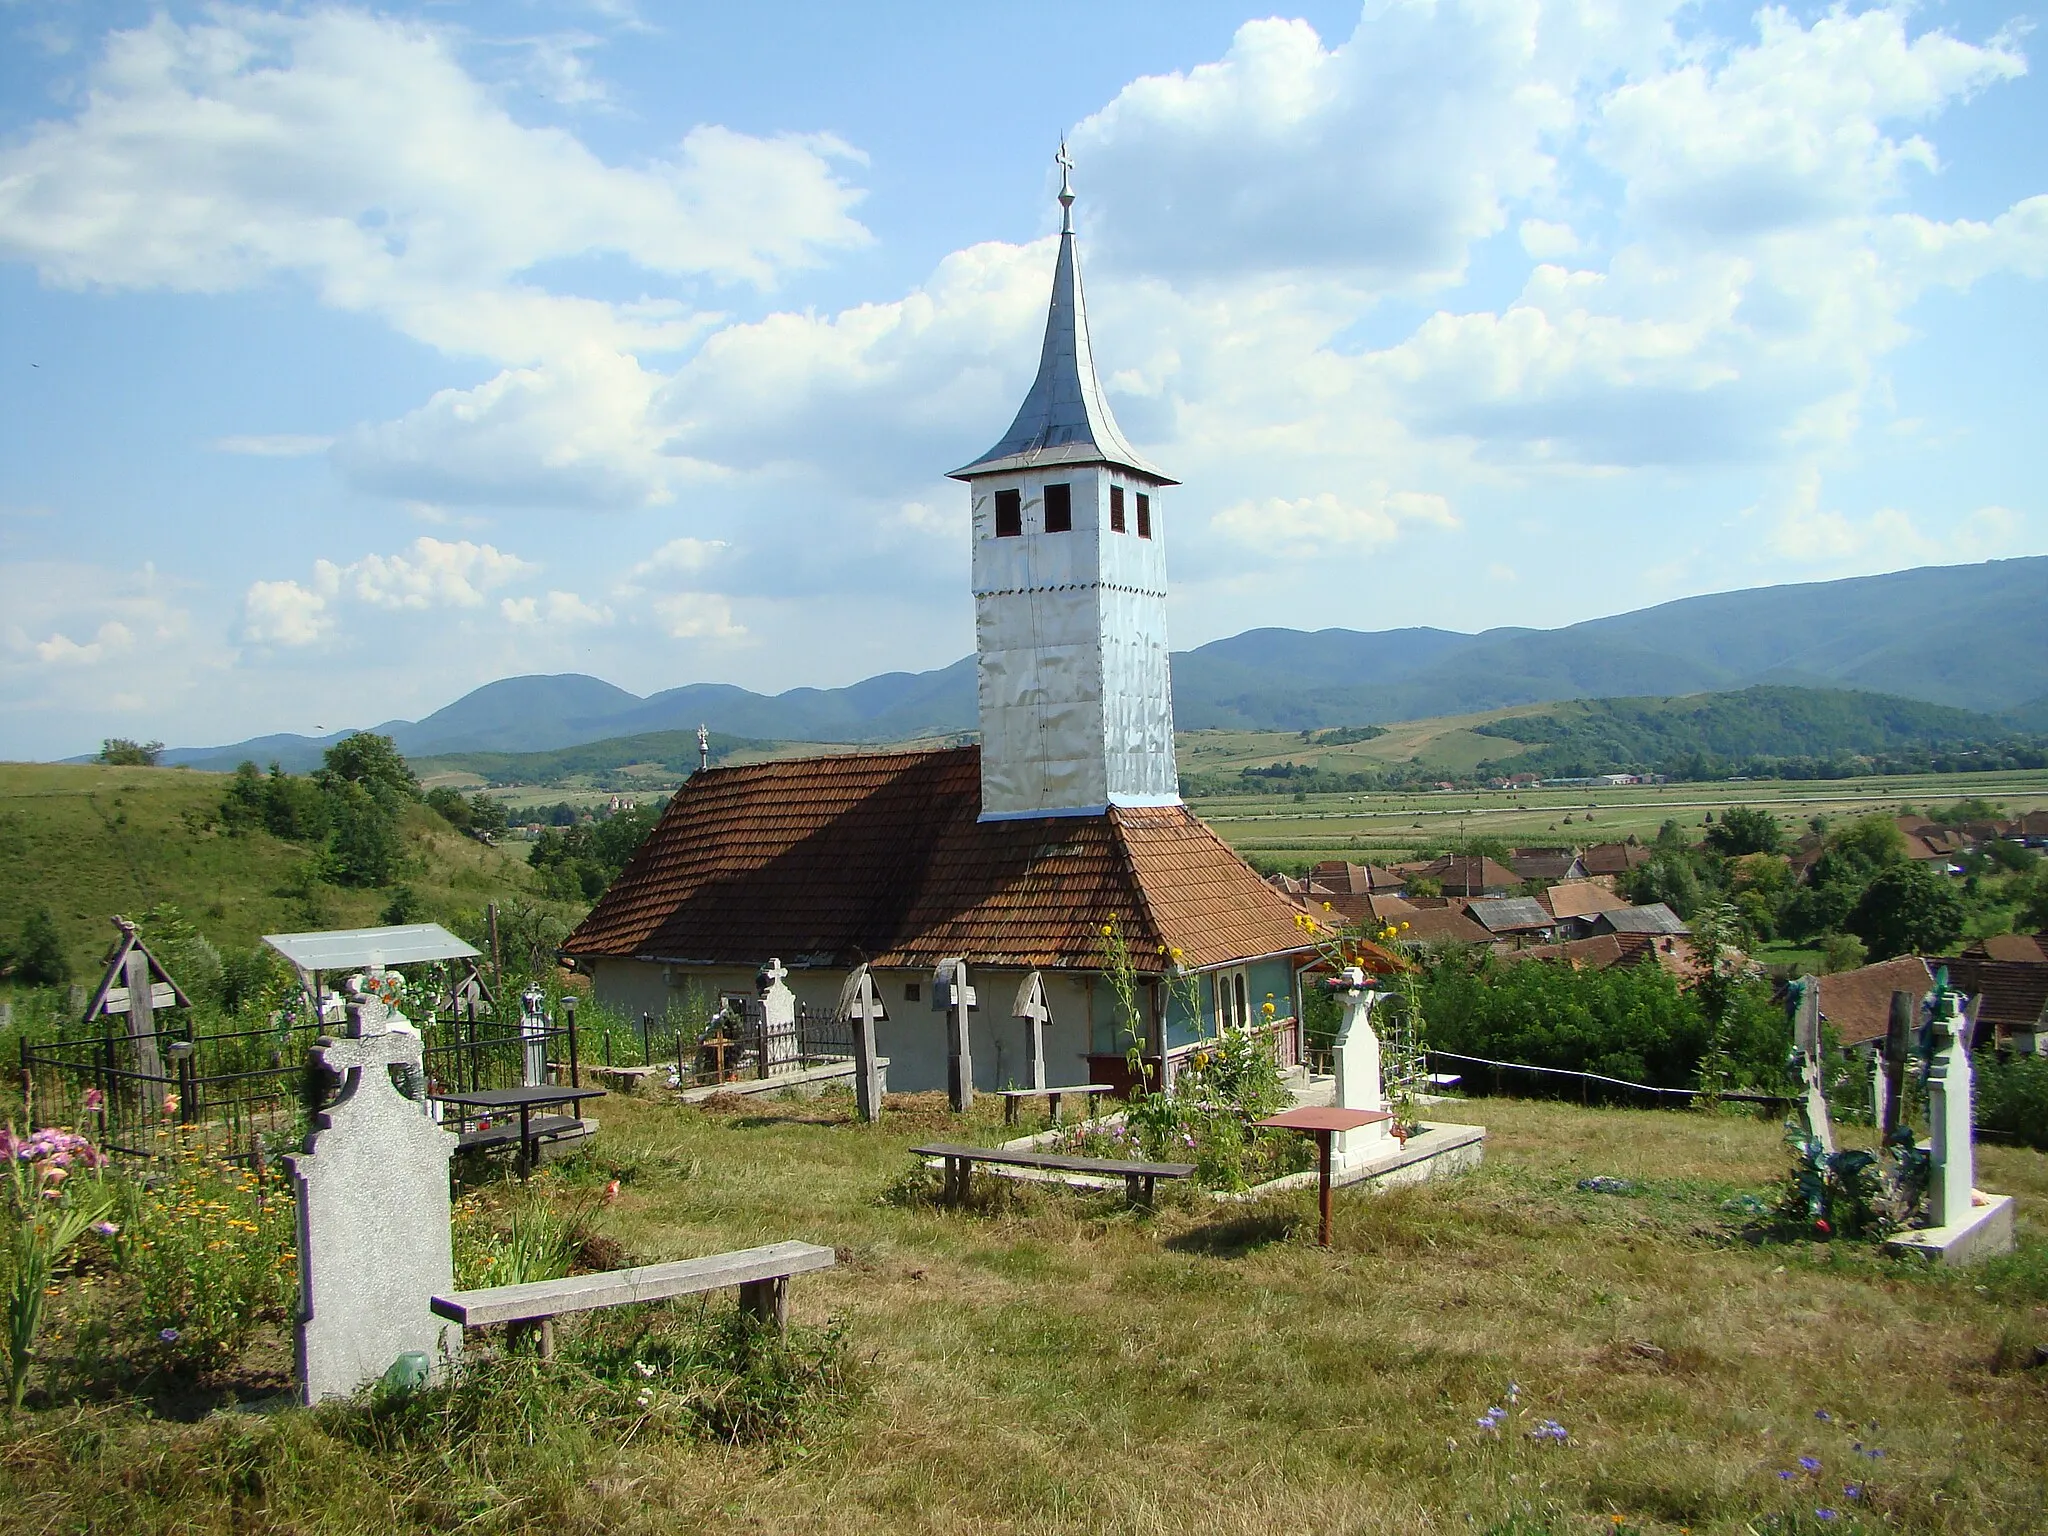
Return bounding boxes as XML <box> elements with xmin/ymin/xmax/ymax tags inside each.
<box><xmin>5</xmin><ymin>1090</ymin><xmax>2045</xmax><ymax>1533</ymax></box>
<box><xmin>0</xmin><ymin>761</ymin><xmax>568</xmax><ymax>982</ymax></box>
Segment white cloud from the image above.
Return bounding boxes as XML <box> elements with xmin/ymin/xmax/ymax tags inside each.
<box><xmin>242</xmin><ymin>579</ymin><xmax>331</xmax><ymax>647</ymax></box>
<box><xmin>241</xmin><ymin>537</ymin><xmax>534</xmax><ymax>647</ymax></box>
<box><xmin>211</xmin><ymin>433</ymin><xmax>334</xmax><ymax>457</ymax></box>
<box><xmin>33</xmin><ymin>620</ymin><xmax>134</xmax><ymax>666</ymax></box>
<box><xmin>651</xmin><ymin>592</ymin><xmax>746</xmax><ymax>641</ymax></box>
<box><xmin>1068</xmin><ymin>4</ymin><xmax>1666</xmax><ymax>290</ymax></box>
<box><xmin>501</xmin><ymin>590</ymin><xmax>613</xmax><ymax>627</ymax></box>
<box><xmin>624</xmin><ymin>537</ymin><xmax>728</xmax><ymax>585</ymax></box>
<box><xmin>1519</xmin><ymin>219</ymin><xmax>1580</xmax><ymax>258</ymax></box>
<box><xmin>1761</xmin><ymin>472</ymin><xmax>2034</xmax><ymax>569</ymax></box>
<box><xmin>0</xmin><ymin>8</ymin><xmax>870</xmax><ymax>367</ymax></box>
<box><xmin>1210</xmin><ymin>488</ymin><xmax>1457</xmax><ymax>562</ymax></box>
<box><xmin>1596</xmin><ymin>7</ymin><xmax>2024</xmax><ymax>239</ymax></box>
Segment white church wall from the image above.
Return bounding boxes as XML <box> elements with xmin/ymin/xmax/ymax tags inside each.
<box><xmin>586</xmin><ymin>960</ymin><xmax>1096</xmax><ymax>1094</ymax></box>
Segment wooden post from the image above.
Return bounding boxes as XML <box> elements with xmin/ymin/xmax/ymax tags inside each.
<box><xmin>486</xmin><ymin>902</ymin><xmax>502</xmax><ymax>998</ymax></box>
<box><xmin>564</xmin><ymin>995</ymin><xmax>580</xmax><ymax>1088</ymax></box>
<box><xmin>1793</xmin><ymin>976</ymin><xmax>1834</xmax><ymax>1153</ymax></box>
<box><xmin>1882</xmin><ymin>990</ymin><xmax>1913</xmax><ymax>1142</ymax></box>
<box><xmin>1012</xmin><ymin>971</ymin><xmax>1050</xmax><ymax>1092</ymax></box>
<box><xmin>935</xmin><ymin>959</ymin><xmax>976</xmax><ymax>1113</ymax></box>
<box><xmin>1316</xmin><ymin>1129</ymin><xmax>1335</xmax><ymax>1248</ymax></box>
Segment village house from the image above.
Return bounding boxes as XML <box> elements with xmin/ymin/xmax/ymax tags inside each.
<box><xmin>562</xmin><ymin>159</ymin><xmax>1317</xmax><ymax>1093</ymax></box>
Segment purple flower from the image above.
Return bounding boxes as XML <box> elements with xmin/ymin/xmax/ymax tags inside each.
<box><xmin>92</xmin><ymin>1221</ymin><xmax>119</xmax><ymax>1237</ymax></box>
<box><xmin>1778</xmin><ymin>1471</ymin><xmax>1796</xmax><ymax>1482</ymax></box>
<box><xmin>1816</xmin><ymin>1511</ymin><xmax>1837</xmax><ymax>1522</ymax></box>
<box><xmin>1815</xmin><ymin>1409</ymin><xmax>1832</xmax><ymax>1422</ymax></box>
<box><xmin>1844</xmin><ymin>1485</ymin><xmax>1861</xmax><ymax>1500</ymax></box>
<box><xmin>159</xmin><ymin>1328</ymin><xmax>180</xmax><ymax>1344</ymax></box>
<box><xmin>1865</xmin><ymin>1449</ymin><xmax>1885</xmax><ymax>1460</ymax></box>
<box><xmin>1799</xmin><ymin>1456</ymin><xmax>1821</xmax><ymax>1472</ymax></box>
<box><xmin>1528</xmin><ymin>1419</ymin><xmax>1568</xmax><ymax>1442</ymax></box>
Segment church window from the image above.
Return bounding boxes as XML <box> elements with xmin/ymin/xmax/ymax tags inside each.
<box><xmin>994</xmin><ymin>489</ymin><xmax>1021</xmax><ymax>538</ymax></box>
<box><xmin>1044</xmin><ymin>482</ymin><xmax>1073</xmax><ymax>533</ymax></box>
<box><xmin>1136</xmin><ymin>492</ymin><xmax>1152</xmax><ymax>538</ymax></box>
<box><xmin>1109</xmin><ymin>485</ymin><xmax>1126</xmax><ymax>532</ymax></box>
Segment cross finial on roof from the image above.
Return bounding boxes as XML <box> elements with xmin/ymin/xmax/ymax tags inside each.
<box><xmin>1055</xmin><ymin>139</ymin><xmax>1075</xmax><ymax>231</ymax></box>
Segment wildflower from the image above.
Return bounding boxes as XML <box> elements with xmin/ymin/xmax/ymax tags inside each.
<box><xmin>1815</xmin><ymin>1410</ymin><xmax>1833</xmax><ymax>1423</ymax></box>
<box><xmin>1507</xmin><ymin>1382</ymin><xmax>1520</xmax><ymax>1400</ymax></box>
<box><xmin>632</xmin><ymin>1361</ymin><xmax>655</xmax><ymax>1378</ymax></box>
<box><xmin>93</xmin><ymin>1221</ymin><xmax>119</xmax><ymax>1237</ymax></box>
<box><xmin>1529</xmin><ymin>1419</ymin><xmax>1568</xmax><ymax>1442</ymax></box>
<box><xmin>1815</xmin><ymin>1511</ymin><xmax>1836</xmax><ymax>1522</ymax></box>
<box><xmin>83</xmin><ymin>1088</ymin><xmax>105</xmax><ymax>1111</ymax></box>
<box><xmin>159</xmin><ymin>1328</ymin><xmax>181</xmax><ymax>1344</ymax></box>
<box><xmin>1778</xmin><ymin>1472</ymin><xmax>1796</xmax><ymax>1482</ymax></box>
<box><xmin>163</xmin><ymin>1093</ymin><xmax>180</xmax><ymax>1115</ymax></box>
<box><xmin>603</xmin><ymin>1179</ymin><xmax>621</xmax><ymax>1206</ymax></box>
<box><xmin>1844</xmin><ymin>1485</ymin><xmax>1861</xmax><ymax>1500</ymax></box>
<box><xmin>1799</xmin><ymin>1456</ymin><xmax>1821</xmax><ymax>1473</ymax></box>
<box><xmin>1814</xmin><ymin>1218</ymin><xmax>1831</xmax><ymax>1236</ymax></box>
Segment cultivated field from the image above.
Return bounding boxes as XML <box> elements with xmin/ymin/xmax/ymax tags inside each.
<box><xmin>1193</xmin><ymin>770</ymin><xmax>2048</xmax><ymax>870</ymax></box>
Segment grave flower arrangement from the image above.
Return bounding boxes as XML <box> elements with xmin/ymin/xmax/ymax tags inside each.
<box><xmin>4</xmin><ymin>1123</ymin><xmax>117</xmax><ymax>1412</ymax></box>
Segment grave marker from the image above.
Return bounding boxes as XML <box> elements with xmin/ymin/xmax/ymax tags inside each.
<box><xmin>82</xmin><ymin>918</ymin><xmax>187</xmax><ymax>1114</ymax></box>
<box><xmin>1011</xmin><ymin>971</ymin><xmax>1051</xmax><ymax>1091</ymax></box>
<box><xmin>286</xmin><ymin>969</ymin><xmax>459</xmax><ymax>1403</ymax></box>
<box><xmin>1327</xmin><ymin>967</ymin><xmax>1393</xmax><ymax>1164</ymax></box>
<box><xmin>1789</xmin><ymin>975</ymin><xmax>1834</xmax><ymax>1155</ymax></box>
<box><xmin>836</xmin><ymin>964</ymin><xmax>889</xmax><ymax>1122</ymax></box>
<box><xmin>932</xmin><ymin>958</ymin><xmax>977</xmax><ymax>1111</ymax></box>
<box><xmin>758</xmin><ymin>959</ymin><xmax>798</xmax><ymax>1075</ymax></box>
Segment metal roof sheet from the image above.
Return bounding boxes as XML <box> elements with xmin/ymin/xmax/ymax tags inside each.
<box><xmin>264</xmin><ymin>924</ymin><xmax>480</xmax><ymax>972</ymax></box>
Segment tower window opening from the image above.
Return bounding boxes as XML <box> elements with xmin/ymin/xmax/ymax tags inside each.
<box><xmin>1136</xmin><ymin>492</ymin><xmax>1152</xmax><ymax>539</ymax></box>
<box><xmin>1044</xmin><ymin>482</ymin><xmax>1073</xmax><ymax>533</ymax></box>
<box><xmin>1109</xmin><ymin>485</ymin><xmax>1126</xmax><ymax>532</ymax></box>
<box><xmin>994</xmin><ymin>489</ymin><xmax>1022</xmax><ymax>538</ymax></box>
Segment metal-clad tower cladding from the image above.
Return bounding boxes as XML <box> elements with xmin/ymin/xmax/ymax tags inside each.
<box><xmin>949</xmin><ymin>148</ymin><xmax>1181</xmax><ymax>821</ymax></box>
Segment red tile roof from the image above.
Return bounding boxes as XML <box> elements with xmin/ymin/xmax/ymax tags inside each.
<box><xmin>1964</xmin><ymin>933</ymin><xmax>2048</xmax><ymax>963</ymax></box>
<box><xmin>1932</xmin><ymin>955</ymin><xmax>2048</xmax><ymax>1040</ymax></box>
<box><xmin>1814</xmin><ymin>957</ymin><xmax>1934</xmax><ymax>1046</ymax></box>
<box><xmin>1545</xmin><ymin>880</ymin><xmax>1632</xmax><ymax>920</ymax></box>
<box><xmin>564</xmin><ymin>746</ymin><xmax>1315</xmax><ymax>974</ymax></box>
<box><xmin>1581</xmin><ymin>842</ymin><xmax>1651</xmax><ymax>876</ymax></box>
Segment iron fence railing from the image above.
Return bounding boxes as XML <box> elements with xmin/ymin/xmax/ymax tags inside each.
<box><xmin>20</xmin><ymin>1009</ymin><xmax>583</xmax><ymax>1162</ymax></box>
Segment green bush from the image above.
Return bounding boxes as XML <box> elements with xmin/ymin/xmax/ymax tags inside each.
<box><xmin>1975</xmin><ymin>1053</ymin><xmax>2048</xmax><ymax>1150</ymax></box>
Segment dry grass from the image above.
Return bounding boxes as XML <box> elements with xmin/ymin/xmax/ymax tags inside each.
<box><xmin>6</xmin><ymin>1092</ymin><xmax>2046</xmax><ymax>1535</ymax></box>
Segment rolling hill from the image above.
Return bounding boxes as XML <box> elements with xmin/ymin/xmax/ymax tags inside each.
<box><xmin>140</xmin><ymin>556</ymin><xmax>2048</xmax><ymax>768</ymax></box>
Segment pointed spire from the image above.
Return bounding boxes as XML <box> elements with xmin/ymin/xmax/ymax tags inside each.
<box><xmin>949</xmin><ymin>145</ymin><xmax>1175</xmax><ymax>484</ymax></box>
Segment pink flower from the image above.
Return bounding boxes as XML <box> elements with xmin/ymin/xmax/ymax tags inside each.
<box><xmin>83</xmin><ymin>1088</ymin><xmax>105</xmax><ymax>1112</ymax></box>
<box><xmin>162</xmin><ymin>1093</ymin><xmax>180</xmax><ymax>1115</ymax></box>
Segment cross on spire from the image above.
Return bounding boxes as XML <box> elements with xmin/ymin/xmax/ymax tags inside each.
<box><xmin>1055</xmin><ymin>139</ymin><xmax>1075</xmax><ymax>231</ymax></box>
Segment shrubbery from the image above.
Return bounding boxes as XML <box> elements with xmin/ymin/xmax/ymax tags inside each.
<box><xmin>219</xmin><ymin>732</ymin><xmax>420</xmax><ymax>889</ymax></box>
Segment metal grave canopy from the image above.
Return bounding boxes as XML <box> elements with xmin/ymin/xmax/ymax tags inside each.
<box><xmin>264</xmin><ymin>923</ymin><xmax>480</xmax><ymax>975</ymax></box>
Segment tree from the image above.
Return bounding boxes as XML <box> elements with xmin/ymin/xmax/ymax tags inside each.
<box><xmin>468</xmin><ymin>793</ymin><xmax>509</xmax><ymax>837</ymax></box>
<box><xmin>12</xmin><ymin>907</ymin><xmax>71</xmax><ymax>986</ymax></box>
<box><xmin>1811</xmin><ymin>813</ymin><xmax>1906</xmax><ymax>887</ymax></box>
<box><xmin>1704</xmin><ymin>805</ymin><xmax>1783</xmax><ymax>856</ymax></box>
<box><xmin>325</xmin><ymin>780</ymin><xmax>405</xmax><ymax>887</ymax></box>
<box><xmin>97</xmin><ymin>738</ymin><xmax>164</xmax><ymax>767</ymax></box>
<box><xmin>1847</xmin><ymin>863</ymin><xmax>1964</xmax><ymax>960</ymax></box>
<box><xmin>424</xmin><ymin>786</ymin><xmax>473</xmax><ymax>830</ymax></box>
<box><xmin>1818</xmin><ymin>933</ymin><xmax>1868</xmax><ymax>974</ymax></box>
<box><xmin>316</xmin><ymin>733</ymin><xmax>418</xmax><ymax>801</ymax></box>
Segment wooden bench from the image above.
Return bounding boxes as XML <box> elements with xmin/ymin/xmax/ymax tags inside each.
<box><xmin>454</xmin><ymin>1114</ymin><xmax>582</xmax><ymax>1155</ymax></box>
<box><xmin>994</xmin><ymin>1084</ymin><xmax>1116</xmax><ymax>1126</ymax></box>
<box><xmin>430</xmin><ymin>1239</ymin><xmax>836</xmax><ymax>1358</ymax></box>
<box><xmin>911</xmin><ymin>1142</ymin><xmax>1197</xmax><ymax>1206</ymax></box>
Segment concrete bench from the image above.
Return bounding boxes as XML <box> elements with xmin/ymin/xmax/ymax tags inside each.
<box><xmin>994</xmin><ymin>1084</ymin><xmax>1116</xmax><ymax>1126</ymax></box>
<box><xmin>911</xmin><ymin>1141</ymin><xmax>1197</xmax><ymax>1206</ymax></box>
<box><xmin>430</xmin><ymin>1239</ymin><xmax>836</xmax><ymax>1357</ymax></box>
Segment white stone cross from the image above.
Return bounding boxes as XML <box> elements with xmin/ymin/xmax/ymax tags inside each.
<box><xmin>1329</xmin><ymin>967</ymin><xmax>1392</xmax><ymax>1164</ymax></box>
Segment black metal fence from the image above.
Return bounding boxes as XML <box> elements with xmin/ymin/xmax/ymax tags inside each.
<box><xmin>20</xmin><ymin>1006</ymin><xmax>582</xmax><ymax>1162</ymax></box>
<box><xmin>600</xmin><ymin>1000</ymin><xmax>854</xmax><ymax>1089</ymax></box>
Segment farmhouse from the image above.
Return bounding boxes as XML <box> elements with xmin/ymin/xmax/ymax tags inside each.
<box><xmin>563</xmin><ymin>160</ymin><xmax>1317</xmax><ymax>1092</ymax></box>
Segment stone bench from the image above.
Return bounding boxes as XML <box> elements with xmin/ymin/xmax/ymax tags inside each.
<box><xmin>994</xmin><ymin>1084</ymin><xmax>1116</xmax><ymax>1126</ymax></box>
<box><xmin>911</xmin><ymin>1141</ymin><xmax>1196</xmax><ymax>1206</ymax></box>
<box><xmin>430</xmin><ymin>1239</ymin><xmax>836</xmax><ymax>1358</ymax></box>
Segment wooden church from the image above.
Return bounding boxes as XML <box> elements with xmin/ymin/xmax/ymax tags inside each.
<box><xmin>564</xmin><ymin>154</ymin><xmax>1317</xmax><ymax>1093</ymax></box>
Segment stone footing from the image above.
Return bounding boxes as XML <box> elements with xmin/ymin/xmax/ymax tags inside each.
<box><xmin>675</xmin><ymin>1058</ymin><xmax>884</xmax><ymax>1105</ymax></box>
<box><xmin>1884</xmin><ymin>1192</ymin><xmax>2016</xmax><ymax>1265</ymax></box>
<box><xmin>1224</xmin><ymin>1121</ymin><xmax>1487</xmax><ymax>1202</ymax></box>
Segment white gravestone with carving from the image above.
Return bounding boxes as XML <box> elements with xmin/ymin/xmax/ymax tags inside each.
<box><xmin>519</xmin><ymin>984</ymin><xmax>549</xmax><ymax>1088</ymax></box>
<box><xmin>1926</xmin><ymin>982</ymin><xmax>1978</xmax><ymax>1229</ymax></box>
<box><xmin>1329</xmin><ymin>967</ymin><xmax>1393</xmax><ymax>1167</ymax></box>
<box><xmin>287</xmin><ymin>968</ymin><xmax>460</xmax><ymax>1403</ymax></box>
<box><xmin>759</xmin><ymin>958</ymin><xmax>799</xmax><ymax>1073</ymax></box>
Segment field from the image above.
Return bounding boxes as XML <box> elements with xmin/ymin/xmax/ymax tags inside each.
<box><xmin>0</xmin><ymin>762</ymin><xmax>558</xmax><ymax>977</ymax></box>
<box><xmin>1190</xmin><ymin>769</ymin><xmax>2048</xmax><ymax>870</ymax></box>
<box><xmin>4</xmin><ymin>1091</ymin><xmax>2044</xmax><ymax>1533</ymax></box>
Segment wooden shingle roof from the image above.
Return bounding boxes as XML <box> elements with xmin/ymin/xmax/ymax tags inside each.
<box><xmin>564</xmin><ymin>746</ymin><xmax>1314</xmax><ymax>974</ymax></box>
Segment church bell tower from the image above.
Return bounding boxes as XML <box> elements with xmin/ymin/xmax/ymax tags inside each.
<box><xmin>950</xmin><ymin>147</ymin><xmax>1180</xmax><ymax>821</ymax></box>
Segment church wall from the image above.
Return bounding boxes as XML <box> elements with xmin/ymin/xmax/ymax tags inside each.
<box><xmin>583</xmin><ymin>958</ymin><xmax>1097</xmax><ymax>1094</ymax></box>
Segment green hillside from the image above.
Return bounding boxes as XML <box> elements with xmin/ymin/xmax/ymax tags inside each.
<box><xmin>1472</xmin><ymin>686</ymin><xmax>2044</xmax><ymax>779</ymax></box>
<box><xmin>410</xmin><ymin>728</ymin><xmax>768</xmax><ymax>788</ymax></box>
<box><xmin>0</xmin><ymin>762</ymin><xmax>570</xmax><ymax>986</ymax></box>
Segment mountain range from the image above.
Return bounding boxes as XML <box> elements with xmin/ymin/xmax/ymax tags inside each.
<box><xmin>146</xmin><ymin>556</ymin><xmax>2048</xmax><ymax>771</ymax></box>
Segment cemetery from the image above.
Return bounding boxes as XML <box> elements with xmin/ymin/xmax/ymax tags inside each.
<box><xmin>3</xmin><ymin>152</ymin><xmax>2044</xmax><ymax>1536</ymax></box>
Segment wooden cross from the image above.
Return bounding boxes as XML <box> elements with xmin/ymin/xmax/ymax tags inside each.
<box><xmin>1790</xmin><ymin>976</ymin><xmax>1834</xmax><ymax>1154</ymax></box>
<box><xmin>933</xmin><ymin>958</ymin><xmax>976</xmax><ymax>1112</ymax></box>
<box><xmin>837</xmin><ymin>964</ymin><xmax>889</xmax><ymax>1122</ymax></box>
<box><xmin>84</xmin><ymin>918</ymin><xmax>188</xmax><ymax>1100</ymax></box>
<box><xmin>1011</xmin><ymin>971</ymin><xmax>1050</xmax><ymax>1092</ymax></box>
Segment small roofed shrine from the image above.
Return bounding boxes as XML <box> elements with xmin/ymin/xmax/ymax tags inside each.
<box><xmin>565</xmin><ymin>151</ymin><xmax>1323</xmax><ymax>1094</ymax></box>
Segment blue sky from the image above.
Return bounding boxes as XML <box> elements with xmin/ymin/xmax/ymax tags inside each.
<box><xmin>2</xmin><ymin>0</ymin><xmax>2044</xmax><ymax>759</ymax></box>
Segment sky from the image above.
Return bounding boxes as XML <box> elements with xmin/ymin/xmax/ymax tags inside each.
<box><xmin>2</xmin><ymin>1</ymin><xmax>2045</xmax><ymax>760</ymax></box>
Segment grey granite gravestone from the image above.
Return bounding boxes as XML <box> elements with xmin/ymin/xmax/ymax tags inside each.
<box><xmin>286</xmin><ymin>968</ymin><xmax>460</xmax><ymax>1404</ymax></box>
